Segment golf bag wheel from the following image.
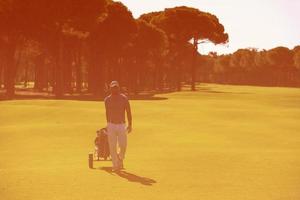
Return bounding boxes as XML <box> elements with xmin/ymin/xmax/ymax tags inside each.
<box><xmin>88</xmin><ymin>153</ymin><xmax>93</xmax><ymax>169</ymax></box>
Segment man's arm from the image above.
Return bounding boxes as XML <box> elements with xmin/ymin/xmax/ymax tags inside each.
<box><xmin>125</xmin><ymin>99</ymin><xmax>132</xmax><ymax>133</ymax></box>
<box><xmin>104</xmin><ymin>99</ymin><xmax>109</xmax><ymax>123</ymax></box>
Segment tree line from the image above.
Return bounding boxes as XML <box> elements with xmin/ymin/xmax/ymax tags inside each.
<box><xmin>0</xmin><ymin>0</ymin><xmax>228</xmax><ymax>98</ymax></box>
<box><xmin>0</xmin><ymin>1</ymin><xmax>298</xmax><ymax>99</ymax></box>
<box><xmin>198</xmin><ymin>46</ymin><xmax>300</xmax><ymax>87</ymax></box>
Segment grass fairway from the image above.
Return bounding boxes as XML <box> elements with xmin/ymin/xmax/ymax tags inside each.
<box><xmin>1</xmin><ymin>84</ymin><xmax>300</xmax><ymax>200</ymax></box>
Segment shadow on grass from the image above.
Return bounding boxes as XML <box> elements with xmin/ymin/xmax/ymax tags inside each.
<box><xmin>0</xmin><ymin>84</ymin><xmax>252</xmax><ymax>101</ymax></box>
<box><xmin>197</xmin><ymin>86</ymin><xmax>251</xmax><ymax>94</ymax></box>
<box><xmin>0</xmin><ymin>89</ymin><xmax>168</xmax><ymax>101</ymax></box>
<box><xmin>0</xmin><ymin>93</ymin><xmax>168</xmax><ymax>101</ymax></box>
<box><xmin>99</xmin><ymin>167</ymin><xmax>157</xmax><ymax>186</ymax></box>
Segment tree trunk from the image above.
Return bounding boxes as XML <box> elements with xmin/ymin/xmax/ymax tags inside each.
<box><xmin>154</xmin><ymin>58</ymin><xmax>163</xmax><ymax>91</ymax></box>
<box><xmin>54</xmin><ymin>36</ymin><xmax>64</xmax><ymax>98</ymax></box>
<box><xmin>4</xmin><ymin>42</ymin><xmax>18</xmax><ymax>98</ymax></box>
<box><xmin>176</xmin><ymin>67</ymin><xmax>181</xmax><ymax>91</ymax></box>
<box><xmin>24</xmin><ymin>61</ymin><xmax>29</xmax><ymax>88</ymax></box>
<box><xmin>0</xmin><ymin>59</ymin><xmax>4</xmax><ymax>89</ymax></box>
<box><xmin>88</xmin><ymin>49</ymin><xmax>104</xmax><ymax>96</ymax></box>
<box><xmin>88</xmin><ymin>61</ymin><xmax>96</xmax><ymax>94</ymax></box>
<box><xmin>74</xmin><ymin>46</ymin><xmax>82</xmax><ymax>93</ymax></box>
<box><xmin>191</xmin><ymin>38</ymin><xmax>198</xmax><ymax>91</ymax></box>
<box><xmin>62</xmin><ymin>50</ymin><xmax>72</xmax><ymax>94</ymax></box>
<box><xmin>87</xmin><ymin>48</ymin><xmax>99</xmax><ymax>95</ymax></box>
<box><xmin>34</xmin><ymin>55</ymin><xmax>45</xmax><ymax>91</ymax></box>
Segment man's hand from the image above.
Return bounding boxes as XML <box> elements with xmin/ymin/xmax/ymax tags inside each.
<box><xmin>127</xmin><ymin>125</ymin><xmax>132</xmax><ymax>134</ymax></box>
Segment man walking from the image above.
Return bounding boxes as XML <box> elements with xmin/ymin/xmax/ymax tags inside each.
<box><xmin>104</xmin><ymin>81</ymin><xmax>132</xmax><ymax>171</ymax></box>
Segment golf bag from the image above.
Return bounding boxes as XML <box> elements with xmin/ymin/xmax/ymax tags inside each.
<box><xmin>94</xmin><ymin>128</ymin><xmax>110</xmax><ymax>160</ymax></box>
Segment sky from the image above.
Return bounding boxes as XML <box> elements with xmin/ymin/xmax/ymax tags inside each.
<box><xmin>119</xmin><ymin>0</ymin><xmax>300</xmax><ymax>55</ymax></box>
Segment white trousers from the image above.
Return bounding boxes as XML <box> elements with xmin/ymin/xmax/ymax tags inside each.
<box><xmin>107</xmin><ymin>123</ymin><xmax>127</xmax><ymax>168</ymax></box>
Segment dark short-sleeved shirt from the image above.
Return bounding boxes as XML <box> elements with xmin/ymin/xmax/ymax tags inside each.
<box><xmin>104</xmin><ymin>93</ymin><xmax>130</xmax><ymax>124</ymax></box>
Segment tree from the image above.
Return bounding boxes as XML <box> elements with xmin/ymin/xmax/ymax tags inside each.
<box><xmin>0</xmin><ymin>0</ymin><xmax>107</xmax><ymax>98</ymax></box>
<box><xmin>214</xmin><ymin>55</ymin><xmax>231</xmax><ymax>83</ymax></box>
<box><xmin>142</xmin><ymin>6</ymin><xmax>228</xmax><ymax>91</ymax></box>
<box><xmin>88</xmin><ymin>1</ymin><xmax>137</xmax><ymax>95</ymax></box>
<box><xmin>293</xmin><ymin>48</ymin><xmax>300</xmax><ymax>86</ymax></box>
<box><xmin>254</xmin><ymin>50</ymin><xmax>273</xmax><ymax>85</ymax></box>
<box><xmin>126</xmin><ymin>19</ymin><xmax>168</xmax><ymax>93</ymax></box>
<box><xmin>266</xmin><ymin>47</ymin><xmax>294</xmax><ymax>86</ymax></box>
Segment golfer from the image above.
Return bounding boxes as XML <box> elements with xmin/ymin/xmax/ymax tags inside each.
<box><xmin>104</xmin><ymin>81</ymin><xmax>132</xmax><ymax>171</ymax></box>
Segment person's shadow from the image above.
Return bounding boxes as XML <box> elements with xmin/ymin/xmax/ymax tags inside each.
<box><xmin>99</xmin><ymin>167</ymin><xmax>156</xmax><ymax>186</ymax></box>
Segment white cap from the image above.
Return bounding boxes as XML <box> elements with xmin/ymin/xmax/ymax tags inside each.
<box><xmin>110</xmin><ymin>80</ymin><xmax>120</xmax><ymax>88</ymax></box>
